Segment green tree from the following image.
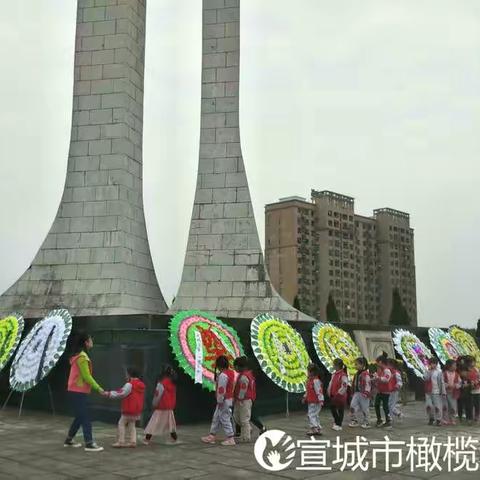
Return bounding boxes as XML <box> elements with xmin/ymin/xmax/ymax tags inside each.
<box><xmin>389</xmin><ymin>288</ymin><xmax>411</xmax><ymax>326</ymax></box>
<box><xmin>326</xmin><ymin>292</ymin><xmax>340</xmax><ymax>323</ymax></box>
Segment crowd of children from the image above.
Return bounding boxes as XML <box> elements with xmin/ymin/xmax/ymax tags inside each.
<box><xmin>64</xmin><ymin>333</ymin><xmax>480</xmax><ymax>450</ymax></box>
<box><xmin>302</xmin><ymin>352</ymin><xmax>480</xmax><ymax>436</ymax></box>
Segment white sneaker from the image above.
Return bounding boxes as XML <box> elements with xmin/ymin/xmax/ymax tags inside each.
<box><xmin>348</xmin><ymin>421</ymin><xmax>359</xmax><ymax>428</ymax></box>
<box><xmin>361</xmin><ymin>423</ymin><xmax>371</xmax><ymax>429</ymax></box>
<box><xmin>332</xmin><ymin>425</ymin><xmax>342</xmax><ymax>431</ymax></box>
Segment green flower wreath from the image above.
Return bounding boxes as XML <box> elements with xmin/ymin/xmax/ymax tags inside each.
<box><xmin>169</xmin><ymin>310</ymin><xmax>244</xmax><ymax>392</ymax></box>
<box><xmin>251</xmin><ymin>313</ymin><xmax>310</xmax><ymax>393</ymax></box>
<box><xmin>312</xmin><ymin>322</ymin><xmax>362</xmax><ymax>376</ymax></box>
<box><xmin>0</xmin><ymin>313</ymin><xmax>24</xmax><ymax>373</ymax></box>
<box><xmin>428</xmin><ymin>327</ymin><xmax>464</xmax><ymax>365</ymax></box>
<box><xmin>449</xmin><ymin>326</ymin><xmax>480</xmax><ymax>367</ymax></box>
<box><xmin>392</xmin><ymin>328</ymin><xmax>432</xmax><ymax>378</ymax></box>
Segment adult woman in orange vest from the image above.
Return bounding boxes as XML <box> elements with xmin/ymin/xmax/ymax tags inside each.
<box><xmin>64</xmin><ymin>333</ymin><xmax>104</xmax><ymax>452</ymax></box>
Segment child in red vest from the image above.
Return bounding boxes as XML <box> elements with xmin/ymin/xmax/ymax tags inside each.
<box><xmin>303</xmin><ymin>363</ymin><xmax>324</xmax><ymax>436</ymax></box>
<box><xmin>201</xmin><ymin>355</ymin><xmax>236</xmax><ymax>446</ymax></box>
<box><xmin>232</xmin><ymin>356</ymin><xmax>256</xmax><ymax>443</ymax></box>
<box><xmin>143</xmin><ymin>365</ymin><xmax>178</xmax><ymax>445</ymax></box>
<box><xmin>465</xmin><ymin>356</ymin><xmax>480</xmax><ymax>422</ymax></box>
<box><xmin>349</xmin><ymin>357</ymin><xmax>371</xmax><ymax>429</ymax></box>
<box><xmin>327</xmin><ymin>358</ymin><xmax>348</xmax><ymax>431</ymax></box>
<box><xmin>443</xmin><ymin>359</ymin><xmax>461</xmax><ymax>424</ymax></box>
<box><xmin>103</xmin><ymin>367</ymin><xmax>145</xmax><ymax>448</ymax></box>
<box><xmin>374</xmin><ymin>354</ymin><xmax>394</xmax><ymax>428</ymax></box>
<box><xmin>387</xmin><ymin>358</ymin><xmax>403</xmax><ymax>421</ymax></box>
<box><xmin>424</xmin><ymin>357</ymin><xmax>445</xmax><ymax>425</ymax></box>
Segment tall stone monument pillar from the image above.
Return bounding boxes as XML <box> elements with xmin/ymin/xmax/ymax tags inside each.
<box><xmin>170</xmin><ymin>0</ymin><xmax>311</xmax><ymax>321</ymax></box>
<box><xmin>0</xmin><ymin>0</ymin><xmax>167</xmax><ymax>317</ymax></box>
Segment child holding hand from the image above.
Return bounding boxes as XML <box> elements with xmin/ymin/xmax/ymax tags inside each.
<box><xmin>103</xmin><ymin>367</ymin><xmax>145</xmax><ymax>448</ymax></box>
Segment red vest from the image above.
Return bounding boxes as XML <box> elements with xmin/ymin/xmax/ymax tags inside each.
<box><xmin>329</xmin><ymin>370</ymin><xmax>347</xmax><ymax>406</ymax></box>
<box><xmin>353</xmin><ymin>370</ymin><xmax>371</xmax><ymax>397</ymax></box>
<box><xmin>234</xmin><ymin>370</ymin><xmax>256</xmax><ymax>401</ymax></box>
<box><xmin>390</xmin><ymin>368</ymin><xmax>398</xmax><ymax>390</ymax></box>
<box><xmin>443</xmin><ymin>371</ymin><xmax>460</xmax><ymax>399</ymax></box>
<box><xmin>121</xmin><ymin>378</ymin><xmax>145</xmax><ymax>416</ymax></box>
<box><xmin>424</xmin><ymin>375</ymin><xmax>433</xmax><ymax>394</ymax></box>
<box><xmin>156</xmin><ymin>377</ymin><xmax>176</xmax><ymax>410</ymax></box>
<box><xmin>306</xmin><ymin>377</ymin><xmax>323</xmax><ymax>404</ymax></box>
<box><xmin>377</xmin><ymin>367</ymin><xmax>395</xmax><ymax>394</ymax></box>
<box><xmin>217</xmin><ymin>368</ymin><xmax>235</xmax><ymax>400</ymax></box>
<box><xmin>467</xmin><ymin>368</ymin><xmax>480</xmax><ymax>387</ymax></box>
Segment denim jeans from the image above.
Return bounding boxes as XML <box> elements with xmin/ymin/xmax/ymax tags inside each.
<box><xmin>67</xmin><ymin>392</ymin><xmax>93</xmax><ymax>444</ymax></box>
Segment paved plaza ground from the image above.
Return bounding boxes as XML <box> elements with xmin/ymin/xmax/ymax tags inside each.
<box><xmin>0</xmin><ymin>401</ymin><xmax>479</xmax><ymax>480</ymax></box>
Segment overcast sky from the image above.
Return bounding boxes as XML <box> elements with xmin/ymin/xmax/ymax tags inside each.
<box><xmin>1</xmin><ymin>0</ymin><xmax>479</xmax><ymax>328</ymax></box>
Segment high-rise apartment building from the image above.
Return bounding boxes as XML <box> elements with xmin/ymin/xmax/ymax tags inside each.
<box><xmin>265</xmin><ymin>190</ymin><xmax>417</xmax><ymax>325</ymax></box>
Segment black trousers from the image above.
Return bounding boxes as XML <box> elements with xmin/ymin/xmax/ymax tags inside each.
<box><xmin>375</xmin><ymin>393</ymin><xmax>390</xmax><ymax>421</ymax></box>
<box><xmin>459</xmin><ymin>391</ymin><xmax>473</xmax><ymax>420</ymax></box>
<box><xmin>330</xmin><ymin>405</ymin><xmax>344</xmax><ymax>426</ymax></box>
<box><xmin>473</xmin><ymin>394</ymin><xmax>480</xmax><ymax>420</ymax></box>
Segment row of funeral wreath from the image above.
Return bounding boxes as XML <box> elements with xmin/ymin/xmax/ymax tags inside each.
<box><xmin>1</xmin><ymin>309</ymin><xmax>480</xmax><ymax>394</ymax></box>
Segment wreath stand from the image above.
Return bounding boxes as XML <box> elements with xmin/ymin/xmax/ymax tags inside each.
<box><xmin>2</xmin><ymin>382</ymin><xmax>56</xmax><ymax>417</ymax></box>
<box><xmin>285</xmin><ymin>392</ymin><xmax>290</xmax><ymax>417</ymax></box>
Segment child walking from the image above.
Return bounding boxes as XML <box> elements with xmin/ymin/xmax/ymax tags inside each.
<box><xmin>374</xmin><ymin>354</ymin><xmax>393</xmax><ymax>428</ymax></box>
<box><xmin>327</xmin><ymin>358</ymin><xmax>348</xmax><ymax>431</ymax></box>
<box><xmin>349</xmin><ymin>357</ymin><xmax>371</xmax><ymax>429</ymax></box>
<box><xmin>303</xmin><ymin>363</ymin><xmax>324</xmax><ymax>436</ymax></box>
<box><xmin>443</xmin><ymin>359</ymin><xmax>461</xmax><ymax>425</ymax></box>
<box><xmin>466</xmin><ymin>356</ymin><xmax>480</xmax><ymax>422</ymax></box>
<box><xmin>233</xmin><ymin>356</ymin><xmax>256</xmax><ymax>443</ymax></box>
<box><xmin>458</xmin><ymin>366</ymin><xmax>474</xmax><ymax>424</ymax></box>
<box><xmin>424</xmin><ymin>357</ymin><xmax>445</xmax><ymax>426</ymax></box>
<box><xmin>388</xmin><ymin>358</ymin><xmax>403</xmax><ymax>421</ymax></box>
<box><xmin>201</xmin><ymin>355</ymin><xmax>236</xmax><ymax>446</ymax></box>
<box><xmin>143</xmin><ymin>365</ymin><xmax>178</xmax><ymax>445</ymax></box>
<box><xmin>103</xmin><ymin>367</ymin><xmax>145</xmax><ymax>448</ymax></box>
